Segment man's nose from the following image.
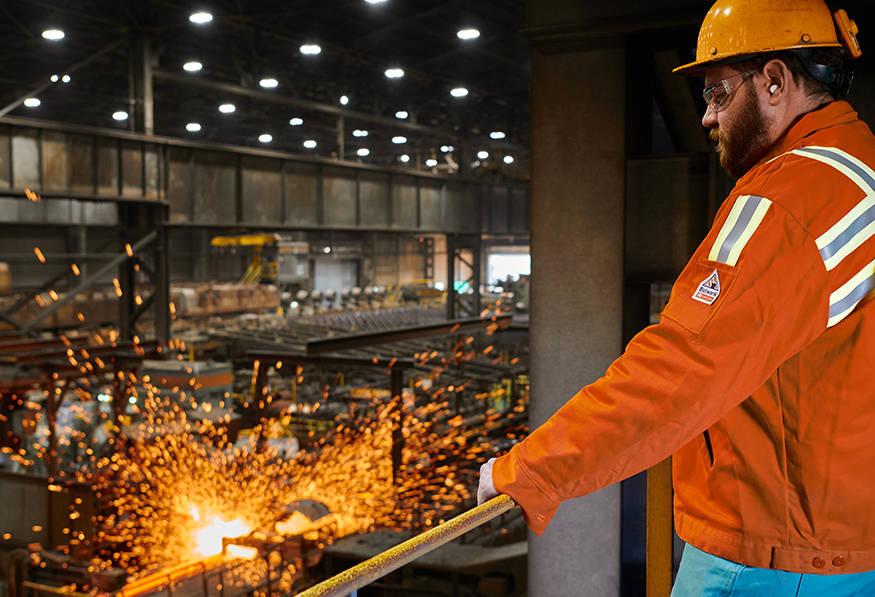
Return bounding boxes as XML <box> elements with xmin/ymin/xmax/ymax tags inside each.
<box><xmin>702</xmin><ymin>104</ymin><xmax>718</xmax><ymax>128</ymax></box>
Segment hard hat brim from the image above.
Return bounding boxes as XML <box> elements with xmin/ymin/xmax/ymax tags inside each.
<box><xmin>673</xmin><ymin>42</ymin><xmax>842</xmax><ymax>76</ymax></box>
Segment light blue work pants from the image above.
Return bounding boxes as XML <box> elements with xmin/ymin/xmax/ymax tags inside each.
<box><xmin>671</xmin><ymin>545</ymin><xmax>875</xmax><ymax>597</ymax></box>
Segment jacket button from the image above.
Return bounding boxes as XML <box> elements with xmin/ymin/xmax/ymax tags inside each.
<box><xmin>812</xmin><ymin>557</ymin><xmax>826</xmax><ymax>569</ymax></box>
<box><xmin>833</xmin><ymin>556</ymin><xmax>846</xmax><ymax>567</ymax></box>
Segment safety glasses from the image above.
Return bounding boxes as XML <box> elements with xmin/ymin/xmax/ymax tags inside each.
<box><xmin>703</xmin><ymin>70</ymin><xmax>757</xmax><ymax>112</ymax></box>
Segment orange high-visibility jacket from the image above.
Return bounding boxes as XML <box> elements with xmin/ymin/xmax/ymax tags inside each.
<box><xmin>493</xmin><ymin>101</ymin><xmax>875</xmax><ymax>574</ymax></box>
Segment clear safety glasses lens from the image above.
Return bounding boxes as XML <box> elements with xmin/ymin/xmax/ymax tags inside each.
<box><xmin>703</xmin><ymin>70</ymin><xmax>756</xmax><ymax>112</ymax></box>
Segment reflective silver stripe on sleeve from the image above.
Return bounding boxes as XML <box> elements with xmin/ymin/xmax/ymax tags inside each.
<box><xmin>789</xmin><ymin>146</ymin><xmax>875</xmax><ymax>272</ymax></box>
<box><xmin>707</xmin><ymin>195</ymin><xmax>772</xmax><ymax>266</ymax></box>
<box><xmin>828</xmin><ymin>258</ymin><xmax>875</xmax><ymax>327</ymax></box>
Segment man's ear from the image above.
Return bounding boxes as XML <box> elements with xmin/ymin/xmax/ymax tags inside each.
<box><xmin>761</xmin><ymin>59</ymin><xmax>790</xmax><ymax>104</ymax></box>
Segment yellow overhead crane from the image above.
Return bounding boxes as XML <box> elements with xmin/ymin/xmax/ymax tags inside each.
<box><xmin>210</xmin><ymin>233</ymin><xmax>309</xmax><ymax>286</ymax></box>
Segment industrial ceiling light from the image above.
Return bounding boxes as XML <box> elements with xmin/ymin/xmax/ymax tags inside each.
<box><xmin>399</xmin><ymin>154</ymin><xmax>410</xmax><ymax>162</ymax></box>
<box><xmin>183</xmin><ymin>61</ymin><xmax>203</xmax><ymax>72</ymax></box>
<box><xmin>357</xmin><ymin>148</ymin><xmax>370</xmax><ymax>156</ymax></box>
<box><xmin>489</xmin><ymin>131</ymin><xmax>506</xmax><ymax>139</ymax></box>
<box><xmin>112</xmin><ymin>111</ymin><xmax>129</xmax><ymax>121</ymax></box>
<box><xmin>23</xmin><ymin>98</ymin><xmax>40</xmax><ymax>107</ymax></box>
<box><xmin>340</xmin><ymin>95</ymin><xmax>349</xmax><ymax>105</ymax></box>
<box><xmin>289</xmin><ymin>118</ymin><xmax>303</xmax><ymax>126</ymax></box>
<box><xmin>218</xmin><ymin>103</ymin><xmax>235</xmax><ymax>113</ymax></box>
<box><xmin>395</xmin><ymin>110</ymin><xmax>408</xmax><ymax>119</ymax></box>
<box><xmin>365</xmin><ymin>0</ymin><xmax>387</xmax><ymax>3</ymax></box>
<box><xmin>457</xmin><ymin>29</ymin><xmax>480</xmax><ymax>40</ymax></box>
<box><xmin>259</xmin><ymin>78</ymin><xmax>278</xmax><ymax>88</ymax></box>
<box><xmin>385</xmin><ymin>68</ymin><xmax>404</xmax><ymax>78</ymax></box>
<box><xmin>303</xmin><ymin>140</ymin><xmax>317</xmax><ymax>148</ymax></box>
<box><xmin>392</xmin><ymin>136</ymin><xmax>407</xmax><ymax>144</ymax></box>
<box><xmin>61</xmin><ymin>75</ymin><xmax>71</xmax><ymax>83</ymax></box>
<box><xmin>189</xmin><ymin>12</ymin><xmax>213</xmax><ymax>24</ymax></box>
<box><xmin>440</xmin><ymin>145</ymin><xmax>454</xmax><ymax>153</ymax></box>
<box><xmin>504</xmin><ymin>155</ymin><xmax>514</xmax><ymax>164</ymax></box>
<box><xmin>450</xmin><ymin>87</ymin><xmax>468</xmax><ymax>97</ymax></box>
<box><xmin>259</xmin><ymin>134</ymin><xmax>273</xmax><ymax>143</ymax></box>
<box><xmin>186</xmin><ymin>123</ymin><xmax>202</xmax><ymax>132</ymax></box>
<box><xmin>42</xmin><ymin>29</ymin><xmax>65</xmax><ymax>41</ymax></box>
<box><xmin>477</xmin><ymin>151</ymin><xmax>489</xmax><ymax>159</ymax></box>
<box><xmin>300</xmin><ymin>44</ymin><xmax>321</xmax><ymax>55</ymax></box>
<box><xmin>426</xmin><ymin>159</ymin><xmax>438</xmax><ymax>167</ymax></box>
<box><xmin>352</xmin><ymin>129</ymin><xmax>369</xmax><ymax>137</ymax></box>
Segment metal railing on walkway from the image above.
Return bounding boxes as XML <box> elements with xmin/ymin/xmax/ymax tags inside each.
<box><xmin>296</xmin><ymin>494</ymin><xmax>516</xmax><ymax>597</ymax></box>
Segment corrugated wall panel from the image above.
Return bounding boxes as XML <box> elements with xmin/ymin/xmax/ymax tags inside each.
<box><xmin>283</xmin><ymin>161</ymin><xmax>319</xmax><ymax>226</ymax></box>
<box><xmin>322</xmin><ymin>166</ymin><xmax>356</xmax><ymax>227</ymax></box>
<box><xmin>392</xmin><ymin>176</ymin><xmax>417</xmax><ymax>229</ymax></box>
<box><xmin>359</xmin><ymin>171</ymin><xmax>390</xmax><ymax>228</ymax></box>
<box><xmin>12</xmin><ymin>128</ymin><xmax>40</xmax><ymax>190</ymax></box>
<box><xmin>241</xmin><ymin>156</ymin><xmax>282</xmax><ymax>225</ymax></box>
<box><xmin>194</xmin><ymin>150</ymin><xmax>237</xmax><ymax>224</ymax></box>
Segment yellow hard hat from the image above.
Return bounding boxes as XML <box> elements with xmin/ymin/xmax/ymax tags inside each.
<box><xmin>674</xmin><ymin>0</ymin><xmax>861</xmax><ymax>75</ymax></box>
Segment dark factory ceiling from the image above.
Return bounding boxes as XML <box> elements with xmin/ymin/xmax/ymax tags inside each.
<box><xmin>0</xmin><ymin>0</ymin><xmax>529</xmax><ymax>175</ymax></box>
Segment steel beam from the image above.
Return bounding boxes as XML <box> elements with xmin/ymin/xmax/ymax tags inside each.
<box><xmin>20</xmin><ymin>230</ymin><xmax>159</xmax><ymax>333</ymax></box>
<box><xmin>245</xmin><ymin>351</ymin><xmax>415</xmax><ymax>370</ymax></box>
<box><xmin>304</xmin><ymin>315</ymin><xmax>511</xmax><ymax>355</ymax></box>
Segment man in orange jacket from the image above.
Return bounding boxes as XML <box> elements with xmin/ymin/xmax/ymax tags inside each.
<box><xmin>478</xmin><ymin>0</ymin><xmax>875</xmax><ymax>594</ymax></box>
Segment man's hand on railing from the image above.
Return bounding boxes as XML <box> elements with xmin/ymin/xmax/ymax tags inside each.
<box><xmin>478</xmin><ymin>457</ymin><xmax>499</xmax><ymax>505</ymax></box>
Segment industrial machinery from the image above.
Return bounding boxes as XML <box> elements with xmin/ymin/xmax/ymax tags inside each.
<box><xmin>210</xmin><ymin>234</ymin><xmax>309</xmax><ymax>292</ymax></box>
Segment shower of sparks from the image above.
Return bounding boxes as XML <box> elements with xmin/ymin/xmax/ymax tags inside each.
<box><xmin>87</xmin><ymin>392</ymin><xmax>489</xmax><ymax>581</ymax></box>
<box><xmin>34</xmin><ymin>247</ymin><xmax>46</xmax><ymax>263</ymax></box>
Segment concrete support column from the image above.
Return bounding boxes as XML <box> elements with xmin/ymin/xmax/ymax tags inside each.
<box><xmin>527</xmin><ymin>43</ymin><xmax>626</xmax><ymax>597</ymax></box>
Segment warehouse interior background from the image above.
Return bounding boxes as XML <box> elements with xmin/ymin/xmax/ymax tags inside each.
<box><xmin>0</xmin><ymin>1</ymin><xmax>873</xmax><ymax>596</ymax></box>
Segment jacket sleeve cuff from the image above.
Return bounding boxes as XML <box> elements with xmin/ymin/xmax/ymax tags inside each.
<box><xmin>492</xmin><ymin>444</ymin><xmax>560</xmax><ymax>536</ymax></box>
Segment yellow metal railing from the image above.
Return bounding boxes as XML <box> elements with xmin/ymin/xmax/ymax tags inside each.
<box><xmin>296</xmin><ymin>494</ymin><xmax>516</xmax><ymax>597</ymax></box>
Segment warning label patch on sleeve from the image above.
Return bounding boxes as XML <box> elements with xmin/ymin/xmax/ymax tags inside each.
<box><xmin>692</xmin><ymin>269</ymin><xmax>721</xmax><ymax>305</ymax></box>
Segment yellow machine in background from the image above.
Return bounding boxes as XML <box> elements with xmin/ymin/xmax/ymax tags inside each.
<box><xmin>210</xmin><ymin>234</ymin><xmax>309</xmax><ymax>287</ymax></box>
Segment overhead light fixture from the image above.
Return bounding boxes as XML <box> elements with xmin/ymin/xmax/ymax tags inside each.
<box><xmin>23</xmin><ymin>98</ymin><xmax>41</xmax><ymax>107</ymax></box>
<box><xmin>395</xmin><ymin>110</ymin><xmax>408</xmax><ymax>119</ymax></box>
<box><xmin>385</xmin><ymin>68</ymin><xmax>404</xmax><ymax>78</ymax></box>
<box><xmin>112</xmin><ymin>111</ymin><xmax>129</xmax><ymax>121</ymax></box>
<box><xmin>477</xmin><ymin>151</ymin><xmax>489</xmax><ymax>159</ymax></box>
<box><xmin>189</xmin><ymin>12</ymin><xmax>213</xmax><ymax>24</ymax></box>
<box><xmin>440</xmin><ymin>145</ymin><xmax>454</xmax><ymax>153</ymax></box>
<box><xmin>323</xmin><ymin>246</ymin><xmax>332</xmax><ymax>254</ymax></box>
<box><xmin>289</xmin><ymin>118</ymin><xmax>303</xmax><ymax>126</ymax></box>
<box><xmin>365</xmin><ymin>0</ymin><xmax>387</xmax><ymax>3</ymax></box>
<box><xmin>61</xmin><ymin>75</ymin><xmax>71</xmax><ymax>83</ymax></box>
<box><xmin>186</xmin><ymin>123</ymin><xmax>202</xmax><ymax>132</ymax></box>
<box><xmin>42</xmin><ymin>29</ymin><xmax>65</xmax><ymax>41</ymax></box>
<box><xmin>352</xmin><ymin>129</ymin><xmax>369</xmax><ymax>138</ymax></box>
<box><xmin>51</xmin><ymin>75</ymin><xmax>59</xmax><ymax>82</ymax></box>
<box><xmin>457</xmin><ymin>29</ymin><xmax>480</xmax><ymax>40</ymax></box>
<box><xmin>303</xmin><ymin>140</ymin><xmax>317</xmax><ymax>148</ymax></box>
<box><xmin>392</xmin><ymin>136</ymin><xmax>407</xmax><ymax>144</ymax></box>
<box><xmin>340</xmin><ymin>95</ymin><xmax>349</xmax><ymax>105</ymax></box>
<box><xmin>426</xmin><ymin>159</ymin><xmax>438</xmax><ymax>167</ymax></box>
<box><xmin>183</xmin><ymin>61</ymin><xmax>203</xmax><ymax>72</ymax></box>
<box><xmin>450</xmin><ymin>87</ymin><xmax>468</xmax><ymax>97</ymax></box>
<box><xmin>504</xmin><ymin>155</ymin><xmax>514</xmax><ymax>164</ymax></box>
<box><xmin>259</xmin><ymin>134</ymin><xmax>273</xmax><ymax>143</ymax></box>
<box><xmin>300</xmin><ymin>44</ymin><xmax>321</xmax><ymax>55</ymax></box>
<box><xmin>218</xmin><ymin>103</ymin><xmax>235</xmax><ymax>113</ymax></box>
<box><xmin>259</xmin><ymin>78</ymin><xmax>278</xmax><ymax>88</ymax></box>
<box><xmin>489</xmin><ymin>131</ymin><xmax>506</xmax><ymax>139</ymax></box>
<box><xmin>399</xmin><ymin>155</ymin><xmax>410</xmax><ymax>163</ymax></box>
<box><xmin>357</xmin><ymin>148</ymin><xmax>370</xmax><ymax>157</ymax></box>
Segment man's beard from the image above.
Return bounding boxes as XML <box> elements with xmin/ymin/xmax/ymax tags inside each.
<box><xmin>709</xmin><ymin>85</ymin><xmax>773</xmax><ymax>179</ymax></box>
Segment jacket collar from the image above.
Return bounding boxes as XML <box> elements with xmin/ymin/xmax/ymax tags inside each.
<box><xmin>758</xmin><ymin>100</ymin><xmax>859</xmax><ymax>164</ymax></box>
